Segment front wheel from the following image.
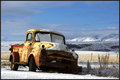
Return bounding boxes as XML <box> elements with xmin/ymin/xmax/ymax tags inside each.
<box><xmin>10</xmin><ymin>59</ymin><xmax>19</xmax><ymax>70</ymax></box>
<box><xmin>29</xmin><ymin>56</ymin><xmax>36</xmax><ymax>72</ymax></box>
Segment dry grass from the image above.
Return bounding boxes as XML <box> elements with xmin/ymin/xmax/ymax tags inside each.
<box><xmin>78</xmin><ymin>53</ymin><xmax>119</xmax><ymax>63</ymax></box>
<box><xmin>1</xmin><ymin>51</ymin><xmax>119</xmax><ymax>64</ymax></box>
<box><xmin>1</xmin><ymin>51</ymin><xmax>10</xmax><ymax>60</ymax></box>
<box><xmin>1</xmin><ymin>51</ymin><xmax>11</xmax><ymax>67</ymax></box>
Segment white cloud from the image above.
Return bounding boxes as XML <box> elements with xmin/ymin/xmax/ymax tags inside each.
<box><xmin>1</xmin><ymin>1</ymin><xmax>74</xmax><ymax>17</ymax></box>
<box><xmin>1</xmin><ymin>19</ymin><xmax>74</xmax><ymax>38</ymax></box>
<box><xmin>1</xmin><ymin>18</ymin><xmax>91</xmax><ymax>40</ymax></box>
<box><xmin>31</xmin><ymin>22</ymin><xmax>91</xmax><ymax>31</ymax></box>
<box><xmin>1</xmin><ymin>18</ymin><xmax>33</xmax><ymax>36</ymax></box>
<box><xmin>1</xmin><ymin>18</ymin><xmax>119</xmax><ymax>40</ymax></box>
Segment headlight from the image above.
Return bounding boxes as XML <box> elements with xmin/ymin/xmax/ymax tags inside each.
<box><xmin>41</xmin><ymin>43</ymin><xmax>54</xmax><ymax>48</ymax></box>
<box><xmin>42</xmin><ymin>45</ymin><xmax>45</xmax><ymax>48</ymax></box>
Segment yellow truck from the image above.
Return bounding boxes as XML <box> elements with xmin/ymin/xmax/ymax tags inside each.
<box><xmin>9</xmin><ymin>29</ymin><xmax>82</xmax><ymax>73</ymax></box>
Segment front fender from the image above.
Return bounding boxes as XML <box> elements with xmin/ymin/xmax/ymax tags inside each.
<box><xmin>28</xmin><ymin>49</ymin><xmax>47</xmax><ymax>67</ymax></box>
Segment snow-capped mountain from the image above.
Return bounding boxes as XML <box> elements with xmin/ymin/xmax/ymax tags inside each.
<box><xmin>69</xmin><ymin>37</ymin><xmax>98</xmax><ymax>42</ymax></box>
<box><xmin>66</xmin><ymin>33</ymin><xmax>119</xmax><ymax>43</ymax></box>
<box><xmin>65</xmin><ymin>29</ymin><xmax>119</xmax><ymax>52</ymax></box>
<box><xmin>63</xmin><ymin>29</ymin><xmax>119</xmax><ymax>43</ymax></box>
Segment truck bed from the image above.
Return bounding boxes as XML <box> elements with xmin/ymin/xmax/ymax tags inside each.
<box><xmin>10</xmin><ymin>44</ymin><xmax>24</xmax><ymax>52</ymax></box>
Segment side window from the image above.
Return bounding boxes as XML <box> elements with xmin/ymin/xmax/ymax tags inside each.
<box><xmin>26</xmin><ymin>33</ymin><xmax>32</xmax><ymax>41</ymax></box>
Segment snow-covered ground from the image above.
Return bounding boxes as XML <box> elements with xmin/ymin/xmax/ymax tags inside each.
<box><xmin>1</xmin><ymin>66</ymin><xmax>118</xmax><ymax>79</ymax></box>
<box><xmin>1</xmin><ymin>60</ymin><xmax>119</xmax><ymax>79</ymax></box>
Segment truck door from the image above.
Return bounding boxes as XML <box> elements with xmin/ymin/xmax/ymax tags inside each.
<box><xmin>22</xmin><ymin>33</ymin><xmax>33</xmax><ymax>62</ymax></box>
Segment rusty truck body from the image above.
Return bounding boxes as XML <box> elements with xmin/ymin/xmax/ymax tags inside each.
<box><xmin>9</xmin><ymin>29</ymin><xmax>80</xmax><ymax>73</ymax></box>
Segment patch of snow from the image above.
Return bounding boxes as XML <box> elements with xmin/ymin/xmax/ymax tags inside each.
<box><xmin>46</xmin><ymin>42</ymin><xmax>67</xmax><ymax>51</ymax></box>
<box><xmin>69</xmin><ymin>37</ymin><xmax>99</xmax><ymax>42</ymax></box>
<box><xmin>84</xmin><ymin>37</ymin><xmax>98</xmax><ymax>42</ymax></box>
<box><xmin>42</xmin><ymin>42</ymin><xmax>78</xmax><ymax>59</ymax></box>
<box><xmin>1</xmin><ymin>67</ymin><xmax>118</xmax><ymax>79</ymax></box>
<box><xmin>67</xmin><ymin>50</ymin><xmax>78</xmax><ymax>59</ymax></box>
<box><xmin>104</xmin><ymin>38</ymin><xmax>119</xmax><ymax>42</ymax></box>
<box><xmin>1</xmin><ymin>60</ymin><xmax>9</xmax><ymax>62</ymax></box>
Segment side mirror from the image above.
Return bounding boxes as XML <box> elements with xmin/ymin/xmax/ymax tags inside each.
<box><xmin>9</xmin><ymin>48</ymin><xmax>13</xmax><ymax>52</ymax></box>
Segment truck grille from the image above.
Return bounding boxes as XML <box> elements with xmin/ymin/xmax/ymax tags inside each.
<box><xmin>61</xmin><ymin>60</ymin><xmax>71</xmax><ymax>64</ymax></box>
<box><xmin>47</xmin><ymin>59</ymin><xmax>72</xmax><ymax>65</ymax></box>
<box><xmin>47</xmin><ymin>53</ymin><xmax>71</xmax><ymax>59</ymax></box>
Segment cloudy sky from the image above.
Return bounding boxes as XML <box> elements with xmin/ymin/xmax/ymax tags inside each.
<box><xmin>1</xmin><ymin>1</ymin><xmax>119</xmax><ymax>41</ymax></box>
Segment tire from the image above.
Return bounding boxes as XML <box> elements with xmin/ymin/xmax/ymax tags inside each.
<box><xmin>72</xmin><ymin>67</ymin><xmax>79</xmax><ymax>74</ymax></box>
<box><xmin>10</xmin><ymin>59</ymin><xmax>19</xmax><ymax>71</ymax></box>
<box><xmin>65</xmin><ymin>66</ymin><xmax>79</xmax><ymax>74</ymax></box>
<box><xmin>29</xmin><ymin>56</ymin><xmax>36</xmax><ymax>72</ymax></box>
<box><xmin>78</xmin><ymin>66</ymin><xmax>82</xmax><ymax>72</ymax></box>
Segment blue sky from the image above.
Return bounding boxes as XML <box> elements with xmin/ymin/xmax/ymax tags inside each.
<box><xmin>1</xmin><ymin>1</ymin><xmax>119</xmax><ymax>41</ymax></box>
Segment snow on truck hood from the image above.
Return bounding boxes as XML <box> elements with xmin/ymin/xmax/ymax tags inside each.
<box><xmin>41</xmin><ymin>41</ymin><xmax>78</xmax><ymax>59</ymax></box>
<box><xmin>46</xmin><ymin>42</ymin><xmax>67</xmax><ymax>51</ymax></box>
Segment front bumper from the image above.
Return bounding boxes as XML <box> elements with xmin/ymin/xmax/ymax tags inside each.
<box><xmin>39</xmin><ymin>49</ymin><xmax>77</xmax><ymax>69</ymax></box>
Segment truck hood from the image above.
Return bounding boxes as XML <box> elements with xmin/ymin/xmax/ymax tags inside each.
<box><xmin>33</xmin><ymin>41</ymin><xmax>77</xmax><ymax>59</ymax></box>
<box><xmin>40</xmin><ymin>41</ymin><xmax>78</xmax><ymax>59</ymax></box>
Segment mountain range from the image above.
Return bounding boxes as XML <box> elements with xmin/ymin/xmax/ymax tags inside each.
<box><xmin>66</xmin><ymin>29</ymin><xmax>119</xmax><ymax>43</ymax></box>
<box><xmin>65</xmin><ymin>29</ymin><xmax>119</xmax><ymax>52</ymax></box>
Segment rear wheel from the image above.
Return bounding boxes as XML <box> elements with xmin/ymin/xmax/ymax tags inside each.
<box><xmin>72</xmin><ymin>67</ymin><xmax>79</xmax><ymax>74</ymax></box>
<box><xmin>10</xmin><ymin>59</ymin><xmax>19</xmax><ymax>70</ymax></box>
<box><xmin>29</xmin><ymin>56</ymin><xmax>36</xmax><ymax>72</ymax></box>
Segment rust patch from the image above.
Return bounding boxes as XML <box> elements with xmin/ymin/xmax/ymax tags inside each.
<box><xmin>12</xmin><ymin>45</ymin><xmax>23</xmax><ymax>52</ymax></box>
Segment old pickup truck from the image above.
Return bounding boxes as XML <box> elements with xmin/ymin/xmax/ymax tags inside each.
<box><xmin>9</xmin><ymin>29</ymin><xmax>81</xmax><ymax>73</ymax></box>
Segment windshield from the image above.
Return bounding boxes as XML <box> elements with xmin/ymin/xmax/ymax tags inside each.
<box><xmin>35</xmin><ymin>32</ymin><xmax>65</xmax><ymax>44</ymax></box>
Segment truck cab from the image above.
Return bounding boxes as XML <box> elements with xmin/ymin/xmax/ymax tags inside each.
<box><xmin>9</xmin><ymin>29</ymin><xmax>79</xmax><ymax>73</ymax></box>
